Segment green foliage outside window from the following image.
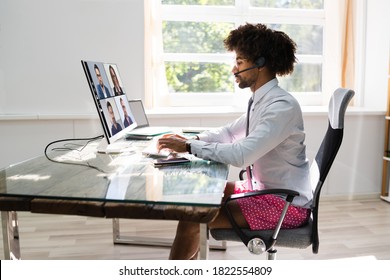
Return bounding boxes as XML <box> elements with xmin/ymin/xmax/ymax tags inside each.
<box><xmin>165</xmin><ymin>62</ymin><xmax>234</xmax><ymax>93</ymax></box>
<box><xmin>163</xmin><ymin>21</ymin><xmax>232</xmax><ymax>53</ymax></box>
<box><xmin>162</xmin><ymin>0</ymin><xmax>324</xmax><ymax>93</ymax></box>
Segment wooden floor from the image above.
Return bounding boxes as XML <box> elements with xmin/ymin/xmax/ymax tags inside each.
<box><xmin>1</xmin><ymin>197</ymin><xmax>390</xmax><ymax>260</ymax></box>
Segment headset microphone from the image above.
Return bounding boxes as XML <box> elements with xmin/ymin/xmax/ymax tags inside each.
<box><xmin>234</xmin><ymin>57</ymin><xmax>265</xmax><ymax>77</ymax></box>
<box><xmin>234</xmin><ymin>65</ymin><xmax>260</xmax><ymax>76</ymax></box>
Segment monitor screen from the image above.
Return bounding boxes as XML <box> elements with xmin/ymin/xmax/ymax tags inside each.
<box><xmin>81</xmin><ymin>60</ymin><xmax>137</xmax><ymax>144</ymax></box>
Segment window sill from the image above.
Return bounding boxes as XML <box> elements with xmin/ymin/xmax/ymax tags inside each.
<box><xmin>145</xmin><ymin>106</ymin><xmax>386</xmax><ymax>118</ymax></box>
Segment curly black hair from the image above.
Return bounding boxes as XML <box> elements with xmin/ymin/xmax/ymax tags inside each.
<box><xmin>224</xmin><ymin>23</ymin><xmax>297</xmax><ymax>76</ymax></box>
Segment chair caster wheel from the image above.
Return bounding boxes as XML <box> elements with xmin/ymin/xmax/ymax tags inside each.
<box><xmin>247</xmin><ymin>238</ymin><xmax>266</xmax><ymax>255</ymax></box>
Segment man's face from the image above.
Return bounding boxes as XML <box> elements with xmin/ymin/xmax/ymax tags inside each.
<box><xmin>120</xmin><ymin>99</ymin><xmax>127</xmax><ymax>115</ymax></box>
<box><xmin>108</xmin><ymin>105</ymin><xmax>115</xmax><ymax>123</ymax></box>
<box><xmin>232</xmin><ymin>53</ymin><xmax>258</xmax><ymax>89</ymax></box>
<box><xmin>95</xmin><ymin>68</ymin><xmax>104</xmax><ymax>86</ymax></box>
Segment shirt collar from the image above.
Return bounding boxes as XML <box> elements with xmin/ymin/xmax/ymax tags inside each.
<box><xmin>252</xmin><ymin>78</ymin><xmax>279</xmax><ymax>104</ymax></box>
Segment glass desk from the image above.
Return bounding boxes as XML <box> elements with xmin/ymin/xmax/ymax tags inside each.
<box><xmin>0</xmin><ymin>139</ymin><xmax>228</xmax><ymax>259</ymax></box>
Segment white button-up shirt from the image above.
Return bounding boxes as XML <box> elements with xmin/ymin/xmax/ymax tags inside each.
<box><xmin>189</xmin><ymin>78</ymin><xmax>312</xmax><ymax>208</ymax></box>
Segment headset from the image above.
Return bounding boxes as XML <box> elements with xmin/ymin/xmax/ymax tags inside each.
<box><xmin>234</xmin><ymin>57</ymin><xmax>265</xmax><ymax>76</ymax></box>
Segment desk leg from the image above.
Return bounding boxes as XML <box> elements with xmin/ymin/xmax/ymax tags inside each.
<box><xmin>1</xmin><ymin>211</ymin><xmax>21</xmax><ymax>260</ymax></box>
<box><xmin>112</xmin><ymin>219</ymin><xmax>227</xmax><ymax>258</ymax></box>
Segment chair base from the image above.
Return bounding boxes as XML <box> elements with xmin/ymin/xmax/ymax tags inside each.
<box><xmin>266</xmin><ymin>248</ymin><xmax>277</xmax><ymax>260</ymax></box>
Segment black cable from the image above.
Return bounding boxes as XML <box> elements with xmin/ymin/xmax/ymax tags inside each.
<box><xmin>44</xmin><ymin>135</ymin><xmax>108</xmax><ymax>173</ymax></box>
<box><xmin>51</xmin><ymin>142</ymin><xmax>85</xmax><ymax>151</ymax></box>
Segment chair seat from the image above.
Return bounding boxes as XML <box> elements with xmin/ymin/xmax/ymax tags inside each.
<box><xmin>210</xmin><ymin>219</ymin><xmax>313</xmax><ymax>249</ymax></box>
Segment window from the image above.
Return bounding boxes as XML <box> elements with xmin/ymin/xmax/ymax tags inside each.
<box><xmin>150</xmin><ymin>0</ymin><xmax>343</xmax><ymax>108</ymax></box>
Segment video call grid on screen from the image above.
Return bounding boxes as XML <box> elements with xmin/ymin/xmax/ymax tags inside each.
<box><xmin>82</xmin><ymin>61</ymin><xmax>137</xmax><ymax>144</ymax></box>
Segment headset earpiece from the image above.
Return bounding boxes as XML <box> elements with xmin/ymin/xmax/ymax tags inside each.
<box><xmin>234</xmin><ymin>56</ymin><xmax>266</xmax><ymax>76</ymax></box>
<box><xmin>255</xmin><ymin>57</ymin><xmax>265</xmax><ymax>68</ymax></box>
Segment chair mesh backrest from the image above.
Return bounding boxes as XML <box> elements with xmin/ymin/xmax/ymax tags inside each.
<box><xmin>310</xmin><ymin>88</ymin><xmax>355</xmax><ymax>201</ymax></box>
<box><xmin>309</xmin><ymin>88</ymin><xmax>354</xmax><ymax>253</ymax></box>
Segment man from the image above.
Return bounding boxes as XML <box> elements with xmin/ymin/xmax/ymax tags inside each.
<box><xmin>157</xmin><ymin>23</ymin><xmax>313</xmax><ymax>260</ymax></box>
<box><xmin>120</xmin><ymin>97</ymin><xmax>133</xmax><ymax>128</ymax></box>
<box><xmin>106</xmin><ymin>101</ymin><xmax>122</xmax><ymax>136</ymax></box>
<box><xmin>94</xmin><ymin>64</ymin><xmax>112</xmax><ymax>99</ymax></box>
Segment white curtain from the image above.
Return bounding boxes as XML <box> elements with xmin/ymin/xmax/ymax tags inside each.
<box><xmin>341</xmin><ymin>0</ymin><xmax>356</xmax><ymax>92</ymax></box>
<box><xmin>144</xmin><ymin>0</ymin><xmax>168</xmax><ymax>109</ymax></box>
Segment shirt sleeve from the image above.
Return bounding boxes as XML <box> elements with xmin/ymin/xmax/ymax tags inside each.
<box><xmin>197</xmin><ymin>114</ymin><xmax>246</xmax><ymax>143</ymax></box>
<box><xmin>189</xmin><ymin>99</ymin><xmax>300</xmax><ymax>168</ymax></box>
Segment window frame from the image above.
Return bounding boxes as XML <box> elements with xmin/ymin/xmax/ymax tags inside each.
<box><xmin>155</xmin><ymin>0</ymin><xmax>341</xmax><ymax>108</ymax></box>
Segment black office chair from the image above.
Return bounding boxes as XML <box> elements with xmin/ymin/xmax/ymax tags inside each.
<box><xmin>210</xmin><ymin>88</ymin><xmax>355</xmax><ymax>260</ymax></box>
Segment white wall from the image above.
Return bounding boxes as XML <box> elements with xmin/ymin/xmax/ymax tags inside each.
<box><xmin>363</xmin><ymin>0</ymin><xmax>390</xmax><ymax>109</ymax></box>
<box><xmin>0</xmin><ymin>0</ymin><xmax>145</xmax><ymax>115</ymax></box>
<box><xmin>0</xmin><ymin>0</ymin><xmax>389</xmax><ymax>198</ymax></box>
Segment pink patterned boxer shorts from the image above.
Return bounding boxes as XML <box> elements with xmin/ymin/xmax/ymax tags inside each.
<box><xmin>234</xmin><ymin>180</ymin><xmax>311</xmax><ymax>230</ymax></box>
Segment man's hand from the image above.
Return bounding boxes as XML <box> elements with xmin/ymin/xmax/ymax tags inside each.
<box><xmin>157</xmin><ymin>134</ymin><xmax>188</xmax><ymax>153</ymax></box>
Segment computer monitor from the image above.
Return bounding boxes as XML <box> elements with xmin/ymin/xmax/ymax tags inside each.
<box><xmin>81</xmin><ymin>60</ymin><xmax>137</xmax><ymax>148</ymax></box>
<box><xmin>128</xmin><ymin>99</ymin><xmax>150</xmax><ymax>128</ymax></box>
